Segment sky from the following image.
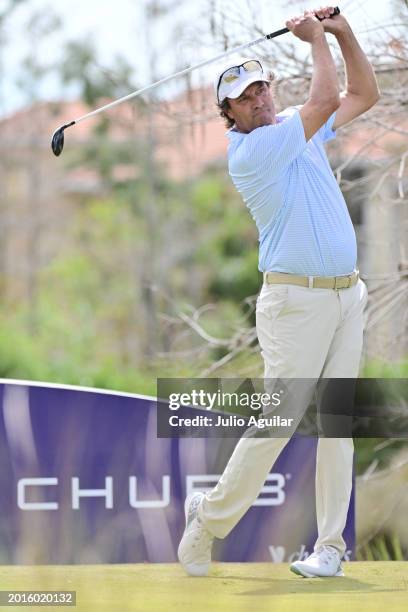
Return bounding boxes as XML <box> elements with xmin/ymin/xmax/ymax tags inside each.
<box><xmin>0</xmin><ymin>0</ymin><xmax>402</xmax><ymax>119</ymax></box>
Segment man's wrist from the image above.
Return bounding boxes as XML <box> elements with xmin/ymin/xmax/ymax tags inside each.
<box><xmin>333</xmin><ymin>23</ymin><xmax>353</xmax><ymax>42</ymax></box>
<box><xmin>310</xmin><ymin>30</ymin><xmax>327</xmax><ymax>44</ymax></box>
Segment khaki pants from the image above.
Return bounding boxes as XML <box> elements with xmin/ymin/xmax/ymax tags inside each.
<box><xmin>199</xmin><ymin>278</ymin><xmax>368</xmax><ymax>556</ymax></box>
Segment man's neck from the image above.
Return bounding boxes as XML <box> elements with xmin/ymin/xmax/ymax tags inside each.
<box><xmin>232</xmin><ymin>117</ymin><xmax>278</xmax><ymax>134</ymax></box>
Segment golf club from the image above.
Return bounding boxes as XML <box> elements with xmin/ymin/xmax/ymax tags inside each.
<box><xmin>51</xmin><ymin>7</ymin><xmax>340</xmax><ymax>157</ymax></box>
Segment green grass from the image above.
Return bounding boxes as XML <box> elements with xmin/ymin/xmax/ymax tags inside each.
<box><xmin>0</xmin><ymin>562</ymin><xmax>407</xmax><ymax>612</ymax></box>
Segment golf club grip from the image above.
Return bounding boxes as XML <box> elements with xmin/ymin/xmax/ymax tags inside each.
<box><xmin>316</xmin><ymin>6</ymin><xmax>340</xmax><ymax>21</ymax></box>
<box><xmin>265</xmin><ymin>7</ymin><xmax>340</xmax><ymax>39</ymax></box>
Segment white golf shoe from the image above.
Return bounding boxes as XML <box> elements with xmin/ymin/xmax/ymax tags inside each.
<box><xmin>290</xmin><ymin>545</ymin><xmax>344</xmax><ymax>578</ymax></box>
<box><xmin>178</xmin><ymin>492</ymin><xmax>214</xmax><ymax>577</ymax></box>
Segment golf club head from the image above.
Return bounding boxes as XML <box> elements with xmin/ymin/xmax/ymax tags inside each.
<box><xmin>51</xmin><ymin>121</ymin><xmax>75</xmax><ymax>157</ymax></box>
<box><xmin>51</xmin><ymin>127</ymin><xmax>65</xmax><ymax>156</ymax></box>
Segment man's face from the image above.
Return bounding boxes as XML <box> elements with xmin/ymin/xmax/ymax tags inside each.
<box><xmin>226</xmin><ymin>81</ymin><xmax>276</xmax><ymax>133</ymax></box>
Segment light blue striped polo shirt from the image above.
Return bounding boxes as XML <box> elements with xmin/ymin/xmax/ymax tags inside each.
<box><xmin>227</xmin><ymin>107</ymin><xmax>357</xmax><ymax>276</ymax></box>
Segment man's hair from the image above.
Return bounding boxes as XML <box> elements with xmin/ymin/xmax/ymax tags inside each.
<box><xmin>217</xmin><ymin>98</ymin><xmax>236</xmax><ymax>130</ymax></box>
<box><xmin>216</xmin><ymin>73</ymin><xmax>276</xmax><ymax>129</ymax></box>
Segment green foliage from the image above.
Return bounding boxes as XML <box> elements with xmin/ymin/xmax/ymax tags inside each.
<box><xmin>0</xmin><ymin>317</ymin><xmax>44</xmax><ymax>380</ymax></box>
<box><xmin>209</xmin><ymin>250</ymin><xmax>262</xmax><ymax>301</ymax></box>
<box><xmin>191</xmin><ymin>176</ymin><xmax>224</xmax><ymax>220</ymax></box>
<box><xmin>60</xmin><ymin>41</ymin><xmax>136</xmax><ymax>106</ymax></box>
<box><xmin>363</xmin><ymin>359</ymin><xmax>408</xmax><ymax>378</ymax></box>
<box><xmin>355</xmin><ymin>362</ymin><xmax>407</xmax><ymax>474</ymax></box>
<box><xmin>354</xmin><ymin>439</ymin><xmax>407</xmax><ymax>474</ymax></box>
<box><xmin>357</xmin><ymin>532</ymin><xmax>406</xmax><ymax>561</ymax></box>
<box><xmin>0</xmin><ymin>311</ymin><xmax>155</xmax><ymax>395</ymax></box>
<box><xmin>192</xmin><ymin>171</ymin><xmax>262</xmax><ymax>303</ymax></box>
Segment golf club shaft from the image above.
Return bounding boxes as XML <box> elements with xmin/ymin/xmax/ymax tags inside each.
<box><xmin>72</xmin><ymin>7</ymin><xmax>340</xmax><ymax>126</ymax></box>
<box><xmin>72</xmin><ymin>37</ymin><xmax>273</xmax><ymax>125</ymax></box>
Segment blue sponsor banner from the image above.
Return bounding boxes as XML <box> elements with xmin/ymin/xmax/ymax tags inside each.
<box><xmin>0</xmin><ymin>382</ymin><xmax>354</xmax><ymax>564</ymax></box>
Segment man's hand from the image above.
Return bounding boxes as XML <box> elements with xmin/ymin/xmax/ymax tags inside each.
<box><xmin>285</xmin><ymin>11</ymin><xmax>325</xmax><ymax>43</ymax></box>
<box><xmin>288</xmin><ymin>8</ymin><xmax>340</xmax><ymax>141</ymax></box>
<box><xmin>313</xmin><ymin>6</ymin><xmax>350</xmax><ymax>35</ymax></box>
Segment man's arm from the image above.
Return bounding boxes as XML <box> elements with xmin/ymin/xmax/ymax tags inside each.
<box><xmin>318</xmin><ymin>7</ymin><xmax>380</xmax><ymax>129</ymax></box>
<box><xmin>286</xmin><ymin>11</ymin><xmax>340</xmax><ymax>141</ymax></box>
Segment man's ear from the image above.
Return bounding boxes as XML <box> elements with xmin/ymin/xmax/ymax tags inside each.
<box><xmin>225</xmin><ymin>104</ymin><xmax>234</xmax><ymax>121</ymax></box>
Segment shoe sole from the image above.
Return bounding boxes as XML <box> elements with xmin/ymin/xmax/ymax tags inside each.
<box><xmin>290</xmin><ymin>564</ymin><xmax>344</xmax><ymax>578</ymax></box>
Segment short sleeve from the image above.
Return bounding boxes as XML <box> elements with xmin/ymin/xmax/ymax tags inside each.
<box><xmin>231</xmin><ymin>109</ymin><xmax>307</xmax><ymax>179</ymax></box>
<box><xmin>316</xmin><ymin>111</ymin><xmax>337</xmax><ymax>144</ymax></box>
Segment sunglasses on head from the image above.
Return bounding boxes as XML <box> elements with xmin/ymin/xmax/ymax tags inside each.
<box><xmin>217</xmin><ymin>60</ymin><xmax>263</xmax><ymax>101</ymax></box>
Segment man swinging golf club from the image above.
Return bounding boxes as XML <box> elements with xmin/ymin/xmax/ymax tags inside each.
<box><xmin>178</xmin><ymin>6</ymin><xmax>380</xmax><ymax>578</ymax></box>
